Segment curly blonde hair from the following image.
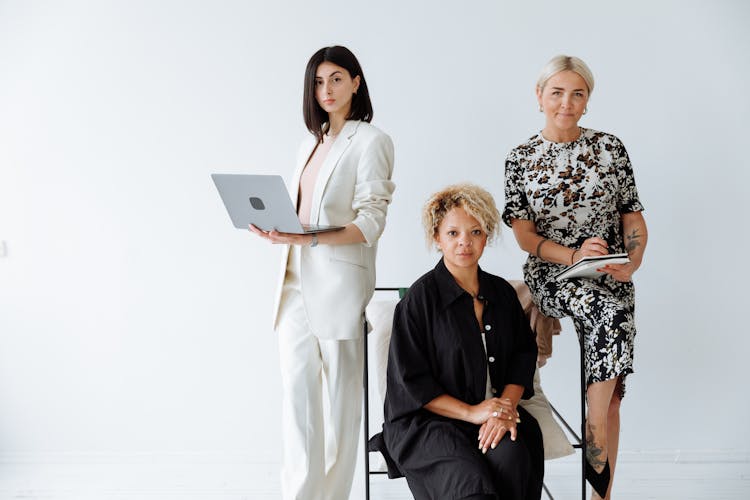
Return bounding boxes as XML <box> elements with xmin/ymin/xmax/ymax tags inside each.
<box><xmin>422</xmin><ymin>183</ymin><xmax>501</xmax><ymax>249</ymax></box>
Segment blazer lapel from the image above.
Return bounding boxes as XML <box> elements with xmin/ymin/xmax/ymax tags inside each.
<box><xmin>310</xmin><ymin>120</ymin><xmax>360</xmax><ymax>223</ymax></box>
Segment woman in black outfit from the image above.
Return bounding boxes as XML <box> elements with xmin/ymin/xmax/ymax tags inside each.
<box><xmin>382</xmin><ymin>184</ymin><xmax>544</xmax><ymax>500</ymax></box>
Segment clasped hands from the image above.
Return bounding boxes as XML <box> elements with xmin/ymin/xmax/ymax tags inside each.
<box><xmin>471</xmin><ymin>397</ymin><xmax>521</xmax><ymax>454</ymax></box>
<box><xmin>577</xmin><ymin>237</ymin><xmax>637</xmax><ymax>282</ymax></box>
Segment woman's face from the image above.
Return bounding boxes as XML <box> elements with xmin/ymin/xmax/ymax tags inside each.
<box><xmin>536</xmin><ymin>70</ymin><xmax>589</xmax><ymax>133</ymax></box>
<box><xmin>434</xmin><ymin>207</ymin><xmax>487</xmax><ymax>271</ymax></box>
<box><xmin>314</xmin><ymin>61</ymin><xmax>360</xmax><ymax>118</ymax></box>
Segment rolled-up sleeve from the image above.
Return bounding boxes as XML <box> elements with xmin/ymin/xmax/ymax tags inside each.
<box><xmin>351</xmin><ymin>133</ymin><xmax>396</xmax><ymax>246</ymax></box>
<box><xmin>385</xmin><ymin>296</ymin><xmax>445</xmax><ymax>421</ymax></box>
<box><xmin>505</xmin><ymin>292</ymin><xmax>538</xmax><ymax>399</ymax></box>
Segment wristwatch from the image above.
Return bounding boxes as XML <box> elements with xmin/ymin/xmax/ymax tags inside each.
<box><xmin>310</xmin><ymin>233</ymin><xmax>318</xmax><ymax>247</ymax></box>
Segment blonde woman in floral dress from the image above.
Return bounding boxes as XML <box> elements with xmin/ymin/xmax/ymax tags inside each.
<box><xmin>503</xmin><ymin>55</ymin><xmax>648</xmax><ymax>499</ymax></box>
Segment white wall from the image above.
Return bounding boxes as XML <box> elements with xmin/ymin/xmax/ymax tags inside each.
<box><xmin>1</xmin><ymin>0</ymin><xmax>748</xmax><ymax>465</ymax></box>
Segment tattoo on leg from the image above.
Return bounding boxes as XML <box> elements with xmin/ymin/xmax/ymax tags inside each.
<box><xmin>625</xmin><ymin>228</ymin><xmax>642</xmax><ymax>253</ymax></box>
<box><xmin>586</xmin><ymin>421</ymin><xmax>607</xmax><ymax>469</ymax></box>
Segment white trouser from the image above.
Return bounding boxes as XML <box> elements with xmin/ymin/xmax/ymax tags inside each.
<box><xmin>276</xmin><ymin>246</ymin><xmax>364</xmax><ymax>500</ymax></box>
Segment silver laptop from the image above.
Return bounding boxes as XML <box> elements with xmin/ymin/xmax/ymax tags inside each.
<box><xmin>211</xmin><ymin>174</ymin><xmax>344</xmax><ymax>234</ymax></box>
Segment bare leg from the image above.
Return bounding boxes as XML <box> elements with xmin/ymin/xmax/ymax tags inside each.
<box><xmin>586</xmin><ymin>378</ymin><xmax>616</xmax><ymax>471</ymax></box>
<box><xmin>599</xmin><ymin>391</ymin><xmax>622</xmax><ymax>499</ymax></box>
<box><xmin>590</xmin><ymin>383</ymin><xmax>622</xmax><ymax>500</ymax></box>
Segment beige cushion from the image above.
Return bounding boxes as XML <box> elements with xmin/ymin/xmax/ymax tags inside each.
<box><xmin>519</xmin><ymin>368</ymin><xmax>575</xmax><ymax>459</ymax></box>
<box><xmin>365</xmin><ymin>300</ymin><xmax>398</xmax><ymax>471</ymax></box>
<box><xmin>366</xmin><ymin>298</ymin><xmax>574</xmax><ymax>464</ymax></box>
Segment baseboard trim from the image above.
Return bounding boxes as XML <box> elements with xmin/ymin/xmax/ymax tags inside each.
<box><xmin>1</xmin><ymin>449</ymin><xmax>747</xmax><ymax>466</ymax></box>
<box><xmin>551</xmin><ymin>449</ymin><xmax>749</xmax><ymax>464</ymax></box>
<box><xmin>0</xmin><ymin>451</ymin><xmax>277</xmax><ymax>465</ymax></box>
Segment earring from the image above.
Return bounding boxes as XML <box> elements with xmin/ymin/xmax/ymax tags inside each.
<box><xmin>539</xmin><ymin>106</ymin><xmax>544</xmax><ymax>112</ymax></box>
<box><xmin>583</xmin><ymin>107</ymin><xmax>588</xmax><ymax>115</ymax></box>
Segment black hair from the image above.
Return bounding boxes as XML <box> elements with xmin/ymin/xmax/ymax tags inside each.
<box><xmin>303</xmin><ymin>46</ymin><xmax>373</xmax><ymax>143</ymax></box>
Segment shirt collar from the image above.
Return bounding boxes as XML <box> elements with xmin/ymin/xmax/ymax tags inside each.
<box><xmin>433</xmin><ymin>257</ymin><xmax>495</xmax><ymax>308</ymax></box>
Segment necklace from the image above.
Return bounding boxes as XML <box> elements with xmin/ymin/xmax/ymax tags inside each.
<box><xmin>453</xmin><ymin>273</ymin><xmax>481</xmax><ymax>301</ymax></box>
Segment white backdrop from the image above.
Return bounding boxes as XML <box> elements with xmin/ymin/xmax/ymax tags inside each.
<box><xmin>1</xmin><ymin>0</ymin><xmax>748</xmax><ymax>470</ymax></box>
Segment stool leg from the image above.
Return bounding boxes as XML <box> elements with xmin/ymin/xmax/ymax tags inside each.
<box><xmin>580</xmin><ymin>334</ymin><xmax>586</xmax><ymax>500</ymax></box>
<box><xmin>363</xmin><ymin>319</ymin><xmax>371</xmax><ymax>500</ymax></box>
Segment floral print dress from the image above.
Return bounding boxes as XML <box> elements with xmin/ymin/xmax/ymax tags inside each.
<box><xmin>503</xmin><ymin>128</ymin><xmax>644</xmax><ymax>393</ymax></box>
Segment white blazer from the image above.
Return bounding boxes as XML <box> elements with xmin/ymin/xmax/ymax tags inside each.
<box><xmin>272</xmin><ymin>120</ymin><xmax>396</xmax><ymax>340</ymax></box>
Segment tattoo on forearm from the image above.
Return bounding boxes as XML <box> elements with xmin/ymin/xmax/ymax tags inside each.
<box><xmin>625</xmin><ymin>227</ymin><xmax>642</xmax><ymax>253</ymax></box>
<box><xmin>586</xmin><ymin>421</ymin><xmax>607</xmax><ymax>468</ymax></box>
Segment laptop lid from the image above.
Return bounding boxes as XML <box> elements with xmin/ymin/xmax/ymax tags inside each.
<box><xmin>211</xmin><ymin>174</ymin><xmax>343</xmax><ymax>234</ymax></box>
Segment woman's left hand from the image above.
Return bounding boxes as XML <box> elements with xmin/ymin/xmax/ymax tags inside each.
<box><xmin>477</xmin><ymin>412</ymin><xmax>519</xmax><ymax>453</ymax></box>
<box><xmin>249</xmin><ymin>224</ymin><xmax>311</xmax><ymax>246</ymax></box>
<box><xmin>600</xmin><ymin>261</ymin><xmax>637</xmax><ymax>282</ymax></box>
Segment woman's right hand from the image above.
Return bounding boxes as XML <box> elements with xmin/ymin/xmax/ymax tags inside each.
<box><xmin>478</xmin><ymin>414</ymin><xmax>518</xmax><ymax>452</ymax></box>
<box><xmin>248</xmin><ymin>223</ymin><xmax>312</xmax><ymax>246</ymax></box>
<box><xmin>577</xmin><ymin>237</ymin><xmax>609</xmax><ymax>258</ymax></box>
<box><xmin>467</xmin><ymin>397</ymin><xmax>518</xmax><ymax>426</ymax></box>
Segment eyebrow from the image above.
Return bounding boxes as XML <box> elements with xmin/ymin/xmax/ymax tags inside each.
<box><xmin>445</xmin><ymin>225</ymin><xmax>482</xmax><ymax>230</ymax></box>
<box><xmin>550</xmin><ymin>86</ymin><xmax>586</xmax><ymax>92</ymax></box>
<box><xmin>315</xmin><ymin>71</ymin><xmax>343</xmax><ymax>79</ymax></box>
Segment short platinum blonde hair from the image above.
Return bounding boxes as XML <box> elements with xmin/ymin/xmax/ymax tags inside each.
<box><xmin>422</xmin><ymin>183</ymin><xmax>500</xmax><ymax>248</ymax></box>
<box><xmin>537</xmin><ymin>54</ymin><xmax>595</xmax><ymax>95</ymax></box>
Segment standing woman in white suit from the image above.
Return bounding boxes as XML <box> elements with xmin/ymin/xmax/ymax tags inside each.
<box><xmin>249</xmin><ymin>45</ymin><xmax>395</xmax><ymax>500</ymax></box>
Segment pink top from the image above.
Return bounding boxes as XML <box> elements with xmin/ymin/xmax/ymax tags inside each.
<box><xmin>297</xmin><ymin>134</ymin><xmax>336</xmax><ymax>225</ymax></box>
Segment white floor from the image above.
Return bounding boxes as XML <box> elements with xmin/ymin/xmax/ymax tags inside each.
<box><xmin>0</xmin><ymin>453</ymin><xmax>748</xmax><ymax>499</ymax></box>
<box><xmin>362</xmin><ymin>453</ymin><xmax>750</xmax><ymax>500</ymax></box>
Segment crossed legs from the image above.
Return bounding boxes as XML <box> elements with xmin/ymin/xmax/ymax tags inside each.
<box><xmin>574</xmin><ymin>299</ymin><xmax>631</xmax><ymax>499</ymax></box>
<box><xmin>538</xmin><ymin>280</ymin><xmax>634</xmax><ymax>499</ymax></box>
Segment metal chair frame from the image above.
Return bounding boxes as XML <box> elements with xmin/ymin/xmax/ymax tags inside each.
<box><xmin>544</xmin><ymin>335</ymin><xmax>587</xmax><ymax>500</ymax></box>
<box><xmin>363</xmin><ymin>288</ymin><xmax>402</xmax><ymax>500</ymax></box>
<box><xmin>363</xmin><ymin>287</ymin><xmax>587</xmax><ymax>500</ymax></box>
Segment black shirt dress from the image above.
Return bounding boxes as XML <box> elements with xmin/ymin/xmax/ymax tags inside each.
<box><xmin>382</xmin><ymin>259</ymin><xmax>544</xmax><ymax>500</ymax></box>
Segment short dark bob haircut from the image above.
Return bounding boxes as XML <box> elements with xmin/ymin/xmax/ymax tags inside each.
<box><xmin>303</xmin><ymin>46</ymin><xmax>373</xmax><ymax>143</ymax></box>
